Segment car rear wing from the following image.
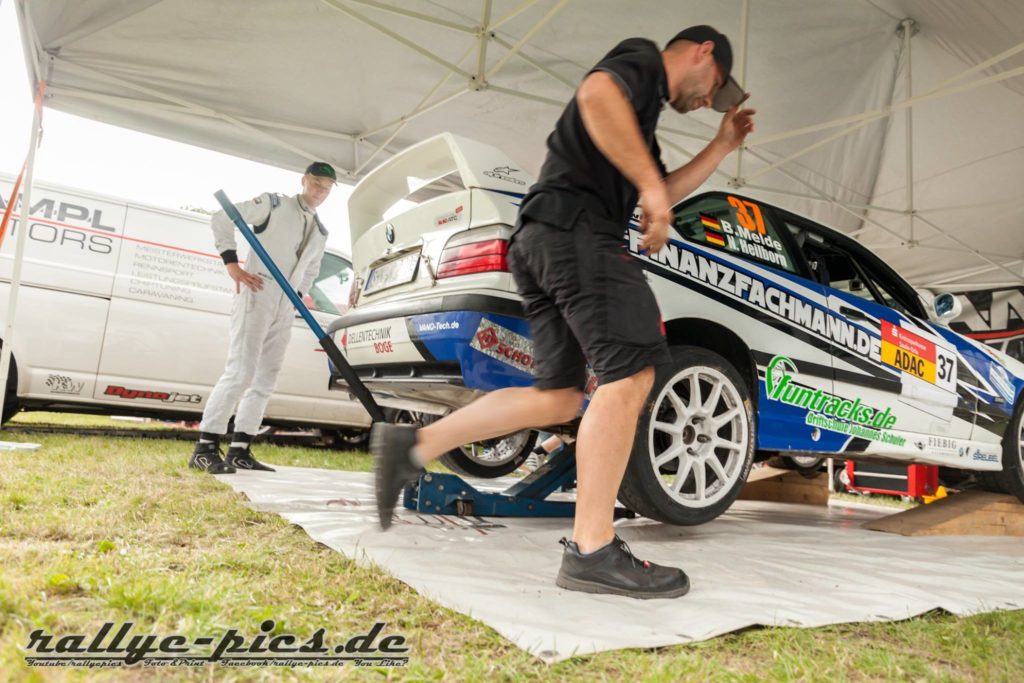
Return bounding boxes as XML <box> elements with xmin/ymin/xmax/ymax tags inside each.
<box><xmin>348</xmin><ymin>132</ymin><xmax>535</xmax><ymax>244</ymax></box>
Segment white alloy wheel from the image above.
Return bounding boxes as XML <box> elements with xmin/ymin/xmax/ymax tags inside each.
<box><xmin>647</xmin><ymin>365</ymin><xmax>749</xmax><ymax>509</ymax></box>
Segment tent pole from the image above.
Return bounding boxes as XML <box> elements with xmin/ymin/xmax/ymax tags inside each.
<box><xmin>475</xmin><ymin>0</ymin><xmax>493</xmax><ymax>85</ymax></box>
<box><xmin>921</xmin><ymin>260</ymin><xmax>1024</xmax><ymax>287</ymax></box>
<box><xmin>320</xmin><ymin>0</ymin><xmax>474</xmax><ymax>80</ymax></box>
<box><xmin>901</xmin><ymin>19</ymin><xmax>917</xmax><ymax>244</ymax></box>
<box><xmin>342</xmin><ymin>0</ymin><xmax>476</xmax><ymax>34</ymax></box>
<box><xmin>485</xmin><ymin>0</ymin><xmax>569</xmax><ymax>81</ymax></box>
<box><xmin>53</xmin><ymin>58</ymin><xmax>343</xmax><ymax>176</ymax></box>
<box><xmin>490</xmin><ymin>0</ymin><xmax>543</xmax><ymax>31</ymax></box>
<box><xmin>744</xmin><ymin>118</ymin><xmax>875</xmax><ymax>182</ymax></box>
<box><xmin>734</xmin><ymin>0</ymin><xmax>750</xmax><ymax>185</ymax></box>
<box><xmin>0</xmin><ymin>76</ymin><xmax>47</xmax><ymax>425</ymax></box>
<box><xmin>753</xmin><ymin>58</ymin><xmax>1024</xmax><ymax>147</ymax></box>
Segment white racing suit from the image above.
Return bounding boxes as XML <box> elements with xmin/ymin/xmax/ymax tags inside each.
<box><xmin>199</xmin><ymin>192</ymin><xmax>328</xmax><ymax>436</ymax></box>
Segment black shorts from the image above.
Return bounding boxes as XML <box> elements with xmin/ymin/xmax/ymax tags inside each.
<box><xmin>508</xmin><ymin>215</ymin><xmax>670</xmax><ymax>390</ymax></box>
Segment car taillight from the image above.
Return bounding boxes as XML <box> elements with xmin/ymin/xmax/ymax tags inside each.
<box><xmin>436</xmin><ymin>239</ymin><xmax>509</xmax><ymax>279</ymax></box>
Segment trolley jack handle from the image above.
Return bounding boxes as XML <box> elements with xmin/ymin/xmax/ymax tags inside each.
<box><xmin>213</xmin><ymin>190</ymin><xmax>386</xmax><ymax>423</ymax></box>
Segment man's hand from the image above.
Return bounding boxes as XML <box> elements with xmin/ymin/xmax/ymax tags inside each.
<box><xmin>639</xmin><ymin>183</ymin><xmax>672</xmax><ymax>254</ymax></box>
<box><xmin>714</xmin><ymin>93</ymin><xmax>756</xmax><ymax>153</ymax></box>
<box><xmin>226</xmin><ymin>263</ymin><xmax>264</xmax><ymax>293</ymax></box>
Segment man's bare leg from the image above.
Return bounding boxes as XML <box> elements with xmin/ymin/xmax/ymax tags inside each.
<box><xmin>415</xmin><ymin>385</ymin><xmax>583</xmax><ymax>461</ymax></box>
<box><xmin>571</xmin><ymin>367</ymin><xmax>654</xmax><ymax>553</ymax></box>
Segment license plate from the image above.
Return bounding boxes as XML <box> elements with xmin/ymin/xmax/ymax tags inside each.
<box><xmin>364</xmin><ymin>251</ymin><xmax>420</xmax><ymax>295</ymax></box>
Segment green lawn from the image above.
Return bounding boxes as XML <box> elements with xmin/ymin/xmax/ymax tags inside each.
<box><xmin>0</xmin><ymin>416</ymin><xmax>1021</xmax><ymax>681</ymax></box>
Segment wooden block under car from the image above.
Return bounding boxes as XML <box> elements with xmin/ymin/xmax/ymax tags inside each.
<box><xmin>737</xmin><ymin>466</ymin><xmax>830</xmax><ymax>506</ymax></box>
<box><xmin>863</xmin><ymin>490</ymin><xmax>1024</xmax><ymax>537</ymax></box>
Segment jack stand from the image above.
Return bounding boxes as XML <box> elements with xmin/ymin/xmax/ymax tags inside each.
<box><xmin>403</xmin><ymin>442</ymin><xmax>578</xmax><ymax>517</ymax></box>
<box><xmin>402</xmin><ymin>442</ymin><xmax>637</xmax><ymax>519</ymax></box>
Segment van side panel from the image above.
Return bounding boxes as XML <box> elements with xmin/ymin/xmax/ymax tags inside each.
<box><xmin>0</xmin><ymin>179</ymin><xmax>125</xmax><ymax>298</ymax></box>
<box><xmin>0</xmin><ymin>178</ymin><xmax>124</xmax><ymax>404</ymax></box>
<box><xmin>2</xmin><ymin>283</ymin><xmax>110</xmax><ymax>402</ymax></box>
<box><xmin>94</xmin><ymin>204</ymin><xmax>232</xmax><ymax>408</ymax></box>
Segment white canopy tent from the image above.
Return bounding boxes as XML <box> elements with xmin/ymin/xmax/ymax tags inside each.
<box><xmin>12</xmin><ymin>0</ymin><xmax>1024</xmax><ymax>292</ymax></box>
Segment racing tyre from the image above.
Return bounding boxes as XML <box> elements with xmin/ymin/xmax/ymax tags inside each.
<box><xmin>618</xmin><ymin>346</ymin><xmax>755</xmax><ymax>526</ymax></box>
<box><xmin>833</xmin><ymin>465</ymin><xmax>851</xmax><ymax>493</ymax></box>
<box><xmin>978</xmin><ymin>396</ymin><xmax>1024</xmax><ymax>501</ymax></box>
<box><xmin>397</xmin><ymin>412</ymin><xmax>538</xmax><ymax>478</ymax></box>
<box><xmin>1</xmin><ymin>353</ymin><xmax>18</xmax><ymax>425</ymax></box>
<box><xmin>767</xmin><ymin>455</ymin><xmax>826</xmax><ymax>479</ymax></box>
<box><xmin>439</xmin><ymin>429</ymin><xmax>538</xmax><ymax>478</ymax></box>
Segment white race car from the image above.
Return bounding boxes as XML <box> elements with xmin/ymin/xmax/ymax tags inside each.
<box><xmin>329</xmin><ymin>133</ymin><xmax>1024</xmax><ymax>525</ymax></box>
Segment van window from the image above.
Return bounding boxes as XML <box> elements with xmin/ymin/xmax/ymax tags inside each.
<box><xmin>673</xmin><ymin>195</ymin><xmax>796</xmax><ymax>273</ymax></box>
<box><xmin>310</xmin><ymin>253</ymin><xmax>354</xmax><ymax>315</ymax></box>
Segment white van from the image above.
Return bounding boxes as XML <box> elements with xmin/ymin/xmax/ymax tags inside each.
<box><xmin>0</xmin><ymin>173</ymin><xmax>370</xmax><ymax>434</ymax></box>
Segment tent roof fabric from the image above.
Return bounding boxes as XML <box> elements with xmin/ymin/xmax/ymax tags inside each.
<box><xmin>15</xmin><ymin>0</ymin><xmax>1024</xmax><ymax>289</ymax></box>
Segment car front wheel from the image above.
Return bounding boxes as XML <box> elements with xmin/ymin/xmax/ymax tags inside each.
<box><xmin>618</xmin><ymin>346</ymin><xmax>755</xmax><ymax>526</ymax></box>
<box><xmin>977</xmin><ymin>396</ymin><xmax>1024</xmax><ymax>501</ymax></box>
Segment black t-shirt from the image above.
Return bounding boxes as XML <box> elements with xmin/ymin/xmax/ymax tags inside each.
<box><xmin>517</xmin><ymin>38</ymin><xmax>669</xmax><ymax>235</ymax></box>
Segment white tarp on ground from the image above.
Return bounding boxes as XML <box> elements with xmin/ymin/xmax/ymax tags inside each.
<box><xmin>218</xmin><ymin>466</ymin><xmax>1024</xmax><ymax>662</ymax></box>
<box><xmin>14</xmin><ymin>0</ymin><xmax>1024</xmax><ymax>290</ymax></box>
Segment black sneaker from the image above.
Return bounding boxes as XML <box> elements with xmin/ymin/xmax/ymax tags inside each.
<box><xmin>189</xmin><ymin>442</ymin><xmax>236</xmax><ymax>474</ymax></box>
<box><xmin>556</xmin><ymin>536</ymin><xmax>690</xmax><ymax>599</ymax></box>
<box><xmin>370</xmin><ymin>423</ymin><xmax>422</xmax><ymax>530</ymax></box>
<box><xmin>225</xmin><ymin>446</ymin><xmax>276</xmax><ymax>472</ymax></box>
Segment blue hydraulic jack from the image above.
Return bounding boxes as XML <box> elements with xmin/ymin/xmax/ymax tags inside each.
<box><xmin>215</xmin><ymin>190</ymin><xmax>618</xmax><ymax>520</ymax></box>
<box><xmin>404</xmin><ymin>442</ymin><xmax>579</xmax><ymax>517</ymax></box>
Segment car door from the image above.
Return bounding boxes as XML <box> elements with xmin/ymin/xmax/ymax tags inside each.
<box><xmin>662</xmin><ymin>194</ymin><xmax>839</xmax><ymax>453</ymax></box>
<box><xmin>787</xmin><ymin>218</ymin><xmax>973</xmax><ymax>446</ymax></box>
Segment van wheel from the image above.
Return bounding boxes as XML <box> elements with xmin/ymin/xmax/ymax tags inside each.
<box><xmin>1</xmin><ymin>354</ymin><xmax>18</xmax><ymax>424</ymax></box>
<box><xmin>618</xmin><ymin>346</ymin><xmax>755</xmax><ymax>526</ymax></box>
<box><xmin>440</xmin><ymin>429</ymin><xmax>538</xmax><ymax>478</ymax></box>
<box><xmin>977</xmin><ymin>397</ymin><xmax>1024</xmax><ymax>500</ymax></box>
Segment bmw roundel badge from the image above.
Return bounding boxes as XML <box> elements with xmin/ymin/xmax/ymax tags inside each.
<box><xmin>385</xmin><ymin>223</ymin><xmax>396</xmax><ymax>244</ymax></box>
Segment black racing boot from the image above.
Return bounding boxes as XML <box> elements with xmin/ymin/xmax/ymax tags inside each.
<box><xmin>370</xmin><ymin>423</ymin><xmax>422</xmax><ymax>530</ymax></box>
<box><xmin>189</xmin><ymin>441</ymin><xmax>235</xmax><ymax>474</ymax></box>
<box><xmin>225</xmin><ymin>444</ymin><xmax>276</xmax><ymax>472</ymax></box>
<box><xmin>556</xmin><ymin>536</ymin><xmax>690</xmax><ymax>599</ymax></box>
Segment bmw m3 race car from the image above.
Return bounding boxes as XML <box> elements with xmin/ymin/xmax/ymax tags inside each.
<box><xmin>328</xmin><ymin>133</ymin><xmax>1024</xmax><ymax>525</ymax></box>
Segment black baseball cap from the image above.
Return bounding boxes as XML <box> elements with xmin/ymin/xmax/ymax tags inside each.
<box><xmin>305</xmin><ymin>161</ymin><xmax>337</xmax><ymax>182</ymax></box>
<box><xmin>667</xmin><ymin>25</ymin><xmax>745</xmax><ymax>112</ymax></box>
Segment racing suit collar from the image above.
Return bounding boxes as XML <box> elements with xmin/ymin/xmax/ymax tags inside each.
<box><xmin>295</xmin><ymin>194</ymin><xmax>315</xmax><ymax>215</ymax></box>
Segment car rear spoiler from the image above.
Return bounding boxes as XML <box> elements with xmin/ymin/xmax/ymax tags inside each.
<box><xmin>348</xmin><ymin>132</ymin><xmax>534</xmax><ymax>244</ymax></box>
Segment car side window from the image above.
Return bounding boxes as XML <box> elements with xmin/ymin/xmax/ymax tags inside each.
<box><xmin>309</xmin><ymin>253</ymin><xmax>354</xmax><ymax>316</ymax></box>
<box><xmin>789</xmin><ymin>223</ymin><xmax>912</xmax><ymax>314</ymax></box>
<box><xmin>673</xmin><ymin>196</ymin><xmax>797</xmax><ymax>273</ymax></box>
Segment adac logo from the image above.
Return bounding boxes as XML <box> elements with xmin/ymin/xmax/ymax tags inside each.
<box><xmin>483</xmin><ymin>166</ymin><xmax>526</xmax><ymax>186</ymax></box>
<box><xmin>385</xmin><ymin>223</ymin><xmax>396</xmax><ymax>244</ymax></box>
<box><xmin>476</xmin><ymin>326</ymin><xmax>499</xmax><ymax>350</ymax></box>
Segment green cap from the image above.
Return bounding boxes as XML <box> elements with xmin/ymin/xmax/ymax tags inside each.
<box><xmin>305</xmin><ymin>161</ymin><xmax>337</xmax><ymax>182</ymax></box>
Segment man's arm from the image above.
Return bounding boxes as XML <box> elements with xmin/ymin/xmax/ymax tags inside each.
<box><xmin>298</xmin><ymin>241</ymin><xmax>327</xmax><ymax>299</ymax></box>
<box><xmin>211</xmin><ymin>194</ymin><xmax>272</xmax><ymax>293</ymax></box>
<box><xmin>663</xmin><ymin>96</ymin><xmax>756</xmax><ymax>205</ymax></box>
<box><xmin>576</xmin><ymin>71</ymin><xmax>672</xmax><ymax>252</ymax></box>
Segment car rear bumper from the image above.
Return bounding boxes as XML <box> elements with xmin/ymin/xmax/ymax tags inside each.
<box><xmin>327</xmin><ymin>293</ymin><xmax>536</xmax><ymax>413</ymax></box>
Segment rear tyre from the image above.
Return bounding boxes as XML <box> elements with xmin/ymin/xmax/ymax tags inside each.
<box><xmin>767</xmin><ymin>455</ymin><xmax>826</xmax><ymax>479</ymax></box>
<box><xmin>1</xmin><ymin>353</ymin><xmax>18</xmax><ymax>424</ymax></box>
<box><xmin>439</xmin><ymin>429</ymin><xmax>538</xmax><ymax>478</ymax></box>
<box><xmin>618</xmin><ymin>346</ymin><xmax>755</xmax><ymax>526</ymax></box>
<box><xmin>978</xmin><ymin>396</ymin><xmax>1024</xmax><ymax>500</ymax></box>
<box><xmin>395</xmin><ymin>411</ymin><xmax>538</xmax><ymax>478</ymax></box>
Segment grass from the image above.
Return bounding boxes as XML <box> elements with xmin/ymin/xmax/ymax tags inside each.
<box><xmin>0</xmin><ymin>415</ymin><xmax>1022</xmax><ymax>681</ymax></box>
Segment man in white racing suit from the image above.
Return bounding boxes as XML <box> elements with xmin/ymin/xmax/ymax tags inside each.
<box><xmin>189</xmin><ymin>162</ymin><xmax>335</xmax><ymax>474</ymax></box>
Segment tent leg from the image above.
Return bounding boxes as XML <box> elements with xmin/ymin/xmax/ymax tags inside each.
<box><xmin>0</xmin><ymin>78</ymin><xmax>47</xmax><ymax>425</ymax></box>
